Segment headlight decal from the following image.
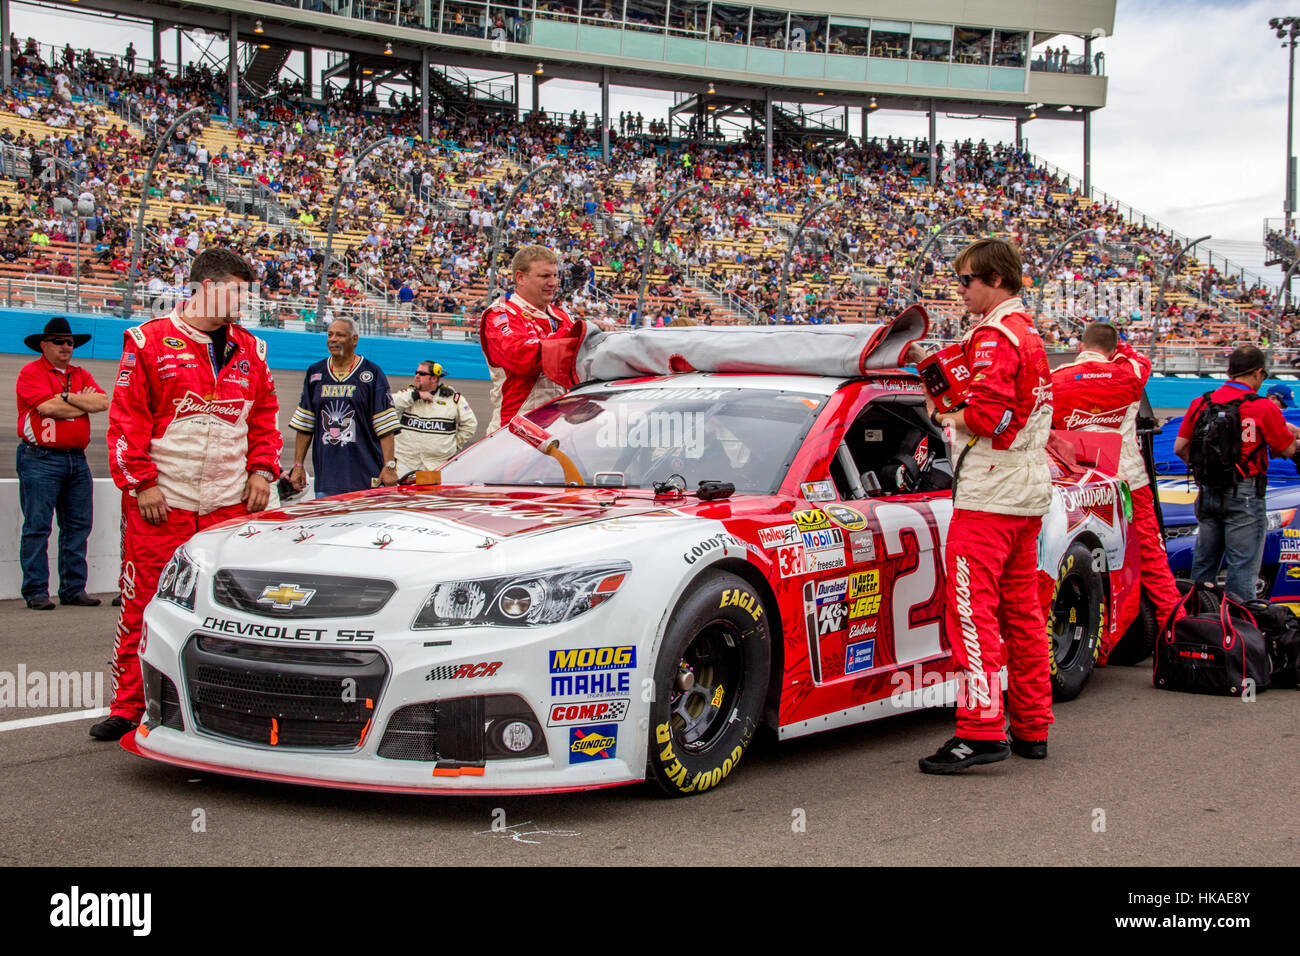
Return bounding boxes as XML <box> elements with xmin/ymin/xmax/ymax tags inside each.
<box><xmin>413</xmin><ymin>562</ymin><xmax>631</xmax><ymax>629</ymax></box>
<box><xmin>156</xmin><ymin>547</ymin><xmax>200</xmax><ymax>611</ymax></box>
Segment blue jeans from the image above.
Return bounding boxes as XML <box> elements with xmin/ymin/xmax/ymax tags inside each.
<box><xmin>1190</xmin><ymin>483</ymin><xmax>1267</xmax><ymax>602</ymax></box>
<box><xmin>16</xmin><ymin>444</ymin><xmax>94</xmax><ymax>602</ymax></box>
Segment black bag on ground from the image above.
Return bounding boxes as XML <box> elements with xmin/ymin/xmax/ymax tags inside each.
<box><xmin>1187</xmin><ymin>391</ymin><xmax>1250</xmax><ymax>490</ymax></box>
<box><xmin>1155</xmin><ymin>583</ymin><xmax>1272</xmax><ymax>696</ymax></box>
<box><xmin>1246</xmin><ymin>599</ymin><xmax>1300</xmax><ymax>689</ymax></box>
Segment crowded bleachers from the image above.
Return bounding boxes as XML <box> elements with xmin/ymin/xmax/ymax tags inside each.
<box><xmin>0</xmin><ymin>30</ymin><xmax>1291</xmax><ymax>360</ymax></box>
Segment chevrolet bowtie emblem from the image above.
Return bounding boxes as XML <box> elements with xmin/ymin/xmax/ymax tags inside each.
<box><xmin>257</xmin><ymin>584</ymin><xmax>316</xmax><ymax>609</ymax></box>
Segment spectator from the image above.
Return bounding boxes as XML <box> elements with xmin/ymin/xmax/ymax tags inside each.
<box><xmin>288</xmin><ymin>317</ymin><xmax>401</xmax><ymax>496</ymax></box>
<box><xmin>95</xmin><ymin>248</ymin><xmax>281</xmax><ymax>741</ymax></box>
<box><xmin>15</xmin><ymin>317</ymin><xmax>108</xmax><ymax>610</ymax></box>
<box><xmin>392</xmin><ymin>360</ymin><xmax>478</xmax><ymax>474</ymax></box>
<box><xmin>1174</xmin><ymin>346</ymin><xmax>1299</xmax><ymax>601</ymax></box>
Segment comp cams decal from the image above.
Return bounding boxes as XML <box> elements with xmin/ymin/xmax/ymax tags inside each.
<box><xmin>547</xmin><ymin>699</ymin><xmax>630</xmax><ymax>726</ymax></box>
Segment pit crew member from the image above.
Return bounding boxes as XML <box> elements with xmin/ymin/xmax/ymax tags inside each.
<box><xmin>1052</xmin><ymin>322</ymin><xmax>1182</xmax><ymax>641</ymax></box>
<box><xmin>915</xmin><ymin>238</ymin><xmax>1055</xmax><ymax>773</ymax></box>
<box><xmin>95</xmin><ymin>248</ymin><xmax>281</xmax><ymax>741</ymax></box>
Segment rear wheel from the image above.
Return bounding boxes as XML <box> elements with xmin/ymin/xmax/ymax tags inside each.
<box><xmin>1048</xmin><ymin>542</ymin><xmax>1104</xmax><ymax>701</ymax></box>
<box><xmin>647</xmin><ymin>571</ymin><xmax>770</xmax><ymax>797</ymax></box>
<box><xmin>1107</xmin><ymin>594</ymin><xmax>1158</xmax><ymax>666</ymax></box>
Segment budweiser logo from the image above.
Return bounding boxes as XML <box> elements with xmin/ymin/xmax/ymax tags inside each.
<box><xmin>172</xmin><ymin>391</ymin><xmax>247</xmax><ymax>425</ymax></box>
<box><xmin>1063</xmin><ymin>407</ymin><xmax>1126</xmax><ymax>429</ymax></box>
<box><xmin>1062</xmin><ymin>484</ymin><xmax>1116</xmax><ymax>528</ymax></box>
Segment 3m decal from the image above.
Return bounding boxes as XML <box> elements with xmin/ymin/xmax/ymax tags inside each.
<box><xmin>569</xmin><ymin>724</ymin><xmax>617</xmax><ymax>763</ymax></box>
<box><xmin>547</xmin><ymin>699</ymin><xmax>629</xmax><ymax>726</ymax></box>
<box><xmin>777</xmin><ymin>545</ymin><xmax>806</xmax><ymax>577</ymax></box>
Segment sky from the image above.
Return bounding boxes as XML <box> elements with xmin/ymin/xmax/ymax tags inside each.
<box><xmin>7</xmin><ymin>0</ymin><xmax>1292</xmax><ymax>283</ymax></box>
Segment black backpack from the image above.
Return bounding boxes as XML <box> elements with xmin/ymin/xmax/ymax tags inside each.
<box><xmin>1188</xmin><ymin>391</ymin><xmax>1252</xmax><ymax>490</ymax></box>
<box><xmin>1245</xmin><ymin>599</ymin><xmax>1300</xmax><ymax>689</ymax></box>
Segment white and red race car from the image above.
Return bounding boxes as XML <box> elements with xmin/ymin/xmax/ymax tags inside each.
<box><xmin>124</xmin><ymin>322</ymin><xmax>1147</xmax><ymax>796</ymax></box>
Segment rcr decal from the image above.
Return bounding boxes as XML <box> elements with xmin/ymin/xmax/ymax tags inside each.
<box><xmin>425</xmin><ymin>661</ymin><xmax>503</xmax><ymax>680</ymax></box>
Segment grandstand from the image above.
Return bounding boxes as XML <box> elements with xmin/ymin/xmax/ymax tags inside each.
<box><xmin>0</xmin><ymin>0</ymin><xmax>1292</xmax><ymax>377</ymax></box>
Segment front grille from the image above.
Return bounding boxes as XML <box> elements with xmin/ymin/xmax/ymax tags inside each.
<box><xmin>1164</xmin><ymin>524</ymin><xmax>1198</xmax><ymax>540</ymax></box>
<box><xmin>160</xmin><ymin>673</ymin><xmax>183</xmax><ymax>730</ymax></box>
<box><xmin>212</xmin><ymin>569</ymin><xmax>396</xmax><ymax>619</ymax></box>
<box><xmin>182</xmin><ymin>636</ymin><xmax>387</xmax><ymax>749</ymax></box>
<box><xmin>377</xmin><ymin>695</ymin><xmax>547</xmax><ymax>762</ymax></box>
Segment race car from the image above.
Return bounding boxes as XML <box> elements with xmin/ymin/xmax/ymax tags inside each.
<box><xmin>1152</xmin><ymin>410</ymin><xmax>1300</xmax><ymax>605</ymax></box>
<box><xmin>123</xmin><ymin>325</ymin><xmax>1143</xmax><ymax>797</ymax></box>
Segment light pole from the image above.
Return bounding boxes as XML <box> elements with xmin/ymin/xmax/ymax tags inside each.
<box><xmin>317</xmin><ymin>136</ymin><xmax>397</xmax><ymax>331</ymax></box>
<box><xmin>122</xmin><ymin>106</ymin><xmax>203</xmax><ymax>317</ymax></box>
<box><xmin>484</xmin><ymin>162</ymin><xmax>560</xmax><ymax>306</ymax></box>
<box><xmin>1032</xmin><ymin>226</ymin><xmax>1098</xmax><ymax>327</ymax></box>
<box><xmin>907</xmin><ymin>215</ymin><xmax>971</xmax><ymax>303</ymax></box>
<box><xmin>1151</xmin><ymin>234</ymin><xmax>1211</xmax><ymax>365</ymax></box>
<box><xmin>637</xmin><ymin>183</ymin><xmax>704</xmax><ymax>326</ymax></box>
<box><xmin>1271</xmin><ymin>17</ymin><xmax>1300</xmax><ymax>232</ymax></box>
<box><xmin>72</xmin><ymin>195</ymin><xmax>94</xmax><ymax>309</ymax></box>
<box><xmin>776</xmin><ymin>200</ymin><xmax>839</xmax><ymax>322</ymax></box>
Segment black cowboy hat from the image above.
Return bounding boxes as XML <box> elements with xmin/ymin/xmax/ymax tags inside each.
<box><xmin>24</xmin><ymin>316</ymin><xmax>90</xmax><ymax>352</ymax></box>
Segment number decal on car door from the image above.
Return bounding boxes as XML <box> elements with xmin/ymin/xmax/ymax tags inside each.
<box><xmin>874</xmin><ymin>500</ymin><xmax>951</xmax><ymax>666</ymax></box>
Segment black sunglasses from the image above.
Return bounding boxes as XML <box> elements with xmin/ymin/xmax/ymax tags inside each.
<box><xmin>955</xmin><ymin>273</ymin><xmax>981</xmax><ymax>288</ymax></box>
<box><xmin>45</xmin><ymin>337</ymin><xmax>75</xmax><ymax>346</ymax></box>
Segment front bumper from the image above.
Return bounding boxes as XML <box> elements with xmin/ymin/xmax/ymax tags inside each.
<box><xmin>130</xmin><ymin>597</ymin><xmax>649</xmax><ymax>794</ymax></box>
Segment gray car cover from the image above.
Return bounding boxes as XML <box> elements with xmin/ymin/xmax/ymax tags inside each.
<box><xmin>542</xmin><ymin>305</ymin><xmax>930</xmax><ymax>387</ymax></box>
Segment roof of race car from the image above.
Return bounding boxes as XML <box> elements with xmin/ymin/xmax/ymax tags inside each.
<box><xmin>572</xmin><ymin>370</ymin><xmax>915</xmax><ymax>398</ymax></box>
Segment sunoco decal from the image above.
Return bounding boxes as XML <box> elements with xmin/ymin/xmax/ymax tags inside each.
<box><xmin>569</xmin><ymin>724</ymin><xmax>618</xmax><ymax>763</ymax></box>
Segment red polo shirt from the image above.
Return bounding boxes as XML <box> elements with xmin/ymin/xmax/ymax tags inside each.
<box><xmin>16</xmin><ymin>356</ymin><xmax>104</xmax><ymax>449</ymax></box>
<box><xmin>1176</xmin><ymin>381</ymin><xmax>1294</xmax><ymax>478</ymax></box>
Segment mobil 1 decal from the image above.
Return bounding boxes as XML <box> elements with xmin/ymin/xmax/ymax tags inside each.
<box><xmin>798</xmin><ymin>498</ymin><xmax>952</xmax><ymax>687</ymax></box>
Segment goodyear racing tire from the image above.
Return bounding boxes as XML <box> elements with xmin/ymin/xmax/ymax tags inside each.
<box><xmin>1048</xmin><ymin>542</ymin><xmax>1104</xmax><ymax>701</ymax></box>
<box><xmin>1107</xmin><ymin>594</ymin><xmax>1158</xmax><ymax>666</ymax></box>
<box><xmin>647</xmin><ymin>571</ymin><xmax>770</xmax><ymax>797</ymax></box>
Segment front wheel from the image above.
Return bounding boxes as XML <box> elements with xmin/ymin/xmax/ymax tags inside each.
<box><xmin>647</xmin><ymin>571</ymin><xmax>770</xmax><ymax>797</ymax></box>
<box><xmin>1048</xmin><ymin>541</ymin><xmax>1104</xmax><ymax>701</ymax></box>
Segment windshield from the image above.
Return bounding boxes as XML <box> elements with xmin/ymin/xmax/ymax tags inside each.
<box><xmin>442</xmin><ymin>386</ymin><xmax>826</xmax><ymax>492</ymax></box>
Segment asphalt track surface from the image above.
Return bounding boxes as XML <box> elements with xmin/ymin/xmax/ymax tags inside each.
<box><xmin>1</xmin><ymin>595</ymin><xmax>1297</xmax><ymax>866</ymax></box>
<box><xmin>0</xmin><ymin>352</ymin><xmax>496</xmax><ymax>480</ymax></box>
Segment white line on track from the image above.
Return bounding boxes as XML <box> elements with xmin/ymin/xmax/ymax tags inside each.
<box><xmin>0</xmin><ymin>707</ymin><xmax>109</xmax><ymax>732</ymax></box>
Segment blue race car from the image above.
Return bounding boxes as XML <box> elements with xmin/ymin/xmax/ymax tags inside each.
<box><xmin>1153</xmin><ymin>409</ymin><xmax>1300</xmax><ymax>607</ymax></box>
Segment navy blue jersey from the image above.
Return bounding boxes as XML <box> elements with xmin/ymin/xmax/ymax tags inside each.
<box><xmin>290</xmin><ymin>356</ymin><xmax>399</xmax><ymax>496</ymax></box>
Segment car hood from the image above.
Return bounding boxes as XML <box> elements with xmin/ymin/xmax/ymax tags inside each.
<box><xmin>202</xmin><ymin>486</ymin><xmax>685</xmax><ymax>554</ymax></box>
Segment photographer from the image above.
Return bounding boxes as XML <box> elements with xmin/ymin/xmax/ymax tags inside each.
<box><xmin>392</xmin><ymin>361</ymin><xmax>478</xmax><ymax>476</ymax></box>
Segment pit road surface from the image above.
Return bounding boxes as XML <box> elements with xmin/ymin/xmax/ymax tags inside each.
<box><xmin>1</xmin><ymin>598</ymin><xmax>1295</xmax><ymax>866</ymax></box>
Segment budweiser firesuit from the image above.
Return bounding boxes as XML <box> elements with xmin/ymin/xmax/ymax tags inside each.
<box><xmin>1052</xmin><ymin>322</ymin><xmax>1182</xmax><ymax>646</ymax></box>
<box><xmin>915</xmin><ymin>238</ymin><xmax>1055</xmax><ymax>773</ymax></box>
<box><xmin>479</xmin><ymin>245</ymin><xmax>576</xmax><ymax>433</ymax></box>
<box><xmin>93</xmin><ymin>249</ymin><xmax>281</xmax><ymax>742</ymax></box>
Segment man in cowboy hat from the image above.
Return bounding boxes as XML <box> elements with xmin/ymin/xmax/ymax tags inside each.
<box><xmin>15</xmin><ymin>316</ymin><xmax>108</xmax><ymax>610</ymax></box>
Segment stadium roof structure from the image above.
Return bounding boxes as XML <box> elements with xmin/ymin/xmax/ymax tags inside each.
<box><xmin>9</xmin><ymin>0</ymin><xmax>1114</xmax><ymax>186</ymax></box>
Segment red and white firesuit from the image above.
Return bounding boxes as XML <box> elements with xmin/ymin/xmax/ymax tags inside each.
<box><xmin>944</xmin><ymin>296</ymin><xmax>1054</xmax><ymax>742</ymax></box>
<box><xmin>479</xmin><ymin>292</ymin><xmax>575</xmax><ymax>432</ymax></box>
<box><xmin>1052</xmin><ymin>341</ymin><xmax>1182</xmax><ymax>653</ymax></box>
<box><xmin>105</xmin><ymin>311</ymin><xmax>281</xmax><ymax>721</ymax></box>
